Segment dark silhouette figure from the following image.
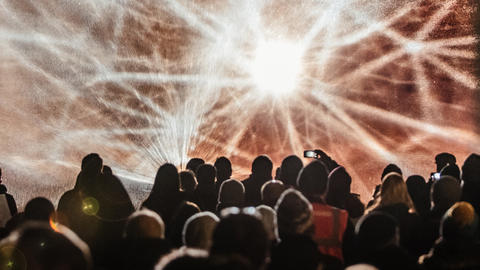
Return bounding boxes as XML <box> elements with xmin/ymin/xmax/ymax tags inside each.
<box><xmin>354</xmin><ymin>212</ymin><xmax>419</xmax><ymax>270</ymax></box>
<box><xmin>369</xmin><ymin>164</ymin><xmax>403</xmax><ymax>206</ymax></box>
<box><xmin>406</xmin><ymin>175</ymin><xmax>430</xmax><ymax>218</ymax></box>
<box><xmin>180</xmin><ymin>170</ymin><xmax>197</xmax><ymax>202</ymax></box>
<box><xmin>420</xmin><ymin>202</ymin><xmax>480</xmax><ymax>270</ymax></box>
<box><xmin>435</xmin><ymin>152</ymin><xmax>456</xmax><ymax>173</ymax></box>
<box><xmin>192</xmin><ymin>164</ymin><xmax>217</xmax><ymax>212</ymax></box>
<box><xmin>275</xmin><ymin>189</ymin><xmax>314</xmax><ymax>240</ymax></box>
<box><xmin>210</xmin><ymin>211</ymin><xmax>269</xmax><ymax>270</ymax></box>
<box><xmin>182</xmin><ymin>212</ymin><xmax>219</xmax><ymax>250</ymax></box>
<box><xmin>261</xmin><ymin>180</ymin><xmax>286</xmax><ymax>209</ymax></box>
<box><xmin>0</xmin><ymin>222</ymin><xmax>92</xmax><ymax>270</ymax></box>
<box><xmin>268</xmin><ymin>234</ymin><xmax>326</xmax><ymax>270</ymax></box>
<box><xmin>24</xmin><ymin>197</ymin><xmax>54</xmax><ymax>223</ymax></box>
<box><xmin>243</xmin><ymin>155</ymin><xmax>273</xmax><ymax>206</ymax></box>
<box><xmin>217</xmin><ymin>179</ymin><xmax>245</xmax><ymax>213</ymax></box>
<box><xmin>277</xmin><ymin>155</ymin><xmax>303</xmax><ymax>187</ymax></box>
<box><xmin>0</xmin><ymin>168</ymin><xmax>18</xmax><ymax>218</ymax></box>
<box><xmin>461</xmin><ymin>153</ymin><xmax>480</xmax><ymax>214</ymax></box>
<box><xmin>167</xmin><ymin>201</ymin><xmax>200</xmax><ymax>247</ymax></box>
<box><xmin>440</xmin><ymin>164</ymin><xmax>460</xmax><ymax>181</ymax></box>
<box><xmin>142</xmin><ymin>163</ymin><xmax>185</xmax><ymax>228</ymax></box>
<box><xmin>214</xmin><ymin>157</ymin><xmax>233</xmax><ymax>195</ymax></box>
<box><xmin>186</xmin><ymin>158</ymin><xmax>205</xmax><ymax>175</ymax></box>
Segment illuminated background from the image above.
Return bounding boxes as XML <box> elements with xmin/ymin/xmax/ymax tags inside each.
<box><xmin>0</xmin><ymin>0</ymin><xmax>478</xmax><ymax>207</ymax></box>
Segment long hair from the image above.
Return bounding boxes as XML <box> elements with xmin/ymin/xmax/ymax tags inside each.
<box><xmin>367</xmin><ymin>172</ymin><xmax>415</xmax><ymax>213</ymax></box>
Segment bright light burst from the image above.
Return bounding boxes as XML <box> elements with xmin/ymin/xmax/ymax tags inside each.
<box><xmin>0</xmin><ymin>0</ymin><xmax>478</xmax><ymax>203</ymax></box>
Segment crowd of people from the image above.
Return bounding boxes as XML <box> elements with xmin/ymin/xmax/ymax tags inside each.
<box><xmin>0</xmin><ymin>150</ymin><xmax>479</xmax><ymax>270</ymax></box>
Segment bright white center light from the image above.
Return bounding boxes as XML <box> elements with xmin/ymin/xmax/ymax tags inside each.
<box><xmin>251</xmin><ymin>41</ymin><xmax>303</xmax><ymax>96</ymax></box>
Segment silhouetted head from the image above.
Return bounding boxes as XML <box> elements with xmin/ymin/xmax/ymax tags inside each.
<box><xmin>440</xmin><ymin>202</ymin><xmax>479</xmax><ymax>242</ymax></box>
<box><xmin>211</xmin><ymin>210</ymin><xmax>268</xmax><ymax>269</ymax></box>
<box><xmin>124</xmin><ymin>209</ymin><xmax>165</xmax><ymax>240</ymax></box>
<box><xmin>435</xmin><ymin>152</ymin><xmax>456</xmax><ymax>172</ymax></box>
<box><xmin>0</xmin><ymin>222</ymin><xmax>92</xmax><ymax>270</ymax></box>
<box><xmin>355</xmin><ymin>212</ymin><xmax>400</xmax><ymax>251</ymax></box>
<box><xmin>179</xmin><ymin>170</ymin><xmax>197</xmax><ymax>193</ymax></box>
<box><xmin>326</xmin><ymin>166</ymin><xmax>352</xmax><ymax>209</ymax></box>
<box><xmin>24</xmin><ymin>197</ymin><xmax>54</xmax><ymax>223</ymax></box>
<box><xmin>251</xmin><ymin>155</ymin><xmax>273</xmax><ymax>180</ymax></box>
<box><xmin>269</xmin><ymin>234</ymin><xmax>322</xmax><ymax>270</ymax></box>
<box><xmin>369</xmin><ymin>173</ymin><xmax>414</xmax><ymax>212</ymax></box>
<box><xmin>405</xmin><ymin>175</ymin><xmax>429</xmax><ymax>213</ymax></box>
<box><xmin>182</xmin><ymin>212</ymin><xmax>219</xmax><ymax>250</ymax></box>
<box><xmin>461</xmin><ymin>153</ymin><xmax>480</xmax><ymax>183</ymax></box>
<box><xmin>440</xmin><ymin>163</ymin><xmax>461</xmax><ymax>181</ymax></box>
<box><xmin>196</xmin><ymin>164</ymin><xmax>216</xmax><ymax>188</ymax></box>
<box><xmin>218</xmin><ymin>179</ymin><xmax>245</xmax><ymax>205</ymax></box>
<box><xmin>275</xmin><ymin>189</ymin><xmax>314</xmax><ymax>240</ymax></box>
<box><xmin>152</xmin><ymin>163</ymin><xmax>180</xmax><ymax>195</ymax></box>
<box><xmin>431</xmin><ymin>176</ymin><xmax>461</xmax><ymax>211</ymax></box>
<box><xmin>296</xmin><ymin>160</ymin><xmax>329</xmax><ymax>201</ymax></box>
<box><xmin>186</xmin><ymin>158</ymin><xmax>205</xmax><ymax>174</ymax></box>
<box><xmin>255</xmin><ymin>205</ymin><xmax>277</xmax><ymax>242</ymax></box>
<box><xmin>381</xmin><ymin>164</ymin><xmax>402</xmax><ymax>181</ymax></box>
<box><xmin>156</xmin><ymin>248</ymin><xmax>209</xmax><ymax>270</ymax></box>
<box><xmin>214</xmin><ymin>157</ymin><xmax>232</xmax><ymax>183</ymax></box>
<box><xmin>81</xmin><ymin>153</ymin><xmax>103</xmax><ymax>177</ymax></box>
<box><xmin>261</xmin><ymin>180</ymin><xmax>286</xmax><ymax>208</ymax></box>
<box><xmin>102</xmin><ymin>165</ymin><xmax>113</xmax><ymax>176</ymax></box>
<box><xmin>169</xmin><ymin>201</ymin><xmax>201</xmax><ymax>247</ymax></box>
<box><xmin>279</xmin><ymin>155</ymin><xmax>303</xmax><ymax>187</ymax></box>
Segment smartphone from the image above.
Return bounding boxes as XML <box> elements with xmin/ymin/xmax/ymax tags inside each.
<box><xmin>304</xmin><ymin>150</ymin><xmax>318</xmax><ymax>158</ymax></box>
<box><xmin>433</xmin><ymin>172</ymin><xmax>441</xmax><ymax>181</ymax></box>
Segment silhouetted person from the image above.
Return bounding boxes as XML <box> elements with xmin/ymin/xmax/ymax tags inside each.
<box><xmin>297</xmin><ymin>160</ymin><xmax>349</xmax><ymax>261</ymax></box>
<box><xmin>275</xmin><ymin>189</ymin><xmax>314</xmax><ymax>240</ymax></box>
<box><xmin>121</xmin><ymin>209</ymin><xmax>172</xmax><ymax>270</ymax></box>
<box><xmin>192</xmin><ymin>164</ymin><xmax>217</xmax><ymax>212</ymax></box>
<box><xmin>435</xmin><ymin>152</ymin><xmax>456</xmax><ymax>173</ymax></box>
<box><xmin>0</xmin><ymin>168</ymin><xmax>17</xmax><ymax>227</ymax></box>
<box><xmin>268</xmin><ymin>234</ymin><xmax>325</xmax><ymax>270</ymax></box>
<box><xmin>406</xmin><ymin>175</ymin><xmax>430</xmax><ymax>218</ymax></box>
<box><xmin>255</xmin><ymin>205</ymin><xmax>277</xmax><ymax>243</ymax></box>
<box><xmin>102</xmin><ymin>165</ymin><xmax>113</xmax><ymax>176</ymax></box>
<box><xmin>24</xmin><ymin>197</ymin><xmax>54</xmax><ymax>223</ymax></box>
<box><xmin>186</xmin><ymin>158</ymin><xmax>205</xmax><ymax>175</ymax></box>
<box><xmin>461</xmin><ymin>153</ymin><xmax>480</xmax><ymax>214</ymax></box>
<box><xmin>214</xmin><ymin>157</ymin><xmax>233</xmax><ymax>195</ymax></box>
<box><xmin>156</xmin><ymin>248</ymin><xmax>209</xmax><ymax>270</ymax></box>
<box><xmin>440</xmin><ymin>164</ymin><xmax>460</xmax><ymax>181</ymax></box>
<box><xmin>277</xmin><ymin>155</ymin><xmax>303</xmax><ymax>187</ymax></box>
<box><xmin>167</xmin><ymin>201</ymin><xmax>200</xmax><ymax>248</ymax></box>
<box><xmin>354</xmin><ymin>212</ymin><xmax>419</xmax><ymax>270</ymax></box>
<box><xmin>182</xmin><ymin>212</ymin><xmax>219</xmax><ymax>250</ymax></box>
<box><xmin>210</xmin><ymin>209</ymin><xmax>269</xmax><ymax>270</ymax></box>
<box><xmin>142</xmin><ymin>163</ymin><xmax>185</xmax><ymax>229</ymax></box>
<box><xmin>370</xmin><ymin>164</ymin><xmax>403</xmax><ymax>206</ymax></box>
<box><xmin>180</xmin><ymin>170</ymin><xmax>197</xmax><ymax>202</ymax></box>
<box><xmin>420</xmin><ymin>202</ymin><xmax>480</xmax><ymax>270</ymax></box>
<box><xmin>0</xmin><ymin>222</ymin><xmax>92</xmax><ymax>270</ymax></box>
<box><xmin>243</xmin><ymin>155</ymin><xmax>273</xmax><ymax>206</ymax></box>
<box><xmin>261</xmin><ymin>180</ymin><xmax>286</xmax><ymax>209</ymax></box>
<box><xmin>217</xmin><ymin>179</ymin><xmax>245</xmax><ymax>213</ymax></box>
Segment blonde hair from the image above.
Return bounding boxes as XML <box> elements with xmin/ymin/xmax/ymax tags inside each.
<box><xmin>367</xmin><ymin>173</ymin><xmax>415</xmax><ymax>213</ymax></box>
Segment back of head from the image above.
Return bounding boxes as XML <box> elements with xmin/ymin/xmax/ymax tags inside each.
<box><xmin>169</xmin><ymin>201</ymin><xmax>201</xmax><ymax>246</ymax></box>
<box><xmin>152</xmin><ymin>163</ymin><xmax>180</xmax><ymax>195</ymax></box>
<box><xmin>255</xmin><ymin>205</ymin><xmax>277</xmax><ymax>242</ymax></box>
<box><xmin>269</xmin><ymin>234</ymin><xmax>322</xmax><ymax>270</ymax></box>
<box><xmin>0</xmin><ymin>222</ymin><xmax>92</xmax><ymax>270</ymax></box>
<box><xmin>186</xmin><ymin>158</ymin><xmax>205</xmax><ymax>174</ymax></box>
<box><xmin>179</xmin><ymin>170</ymin><xmax>197</xmax><ymax>193</ymax></box>
<box><xmin>196</xmin><ymin>164</ymin><xmax>216</xmax><ymax>187</ymax></box>
<box><xmin>210</xmin><ymin>211</ymin><xmax>268</xmax><ymax>269</ymax></box>
<box><xmin>279</xmin><ymin>155</ymin><xmax>303</xmax><ymax>187</ymax></box>
<box><xmin>156</xmin><ymin>248</ymin><xmax>209</xmax><ymax>270</ymax></box>
<box><xmin>296</xmin><ymin>160</ymin><xmax>329</xmax><ymax>201</ymax></box>
<box><xmin>376</xmin><ymin>173</ymin><xmax>414</xmax><ymax>210</ymax></box>
<box><xmin>326</xmin><ymin>166</ymin><xmax>352</xmax><ymax>208</ymax></box>
<box><xmin>275</xmin><ymin>189</ymin><xmax>313</xmax><ymax>239</ymax></box>
<box><xmin>462</xmin><ymin>153</ymin><xmax>480</xmax><ymax>183</ymax></box>
<box><xmin>435</xmin><ymin>152</ymin><xmax>456</xmax><ymax>172</ymax></box>
<box><xmin>355</xmin><ymin>212</ymin><xmax>399</xmax><ymax>251</ymax></box>
<box><xmin>381</xmin><ymin>164</ymin><xmax>402</xmax><ymax>181</ymax></box>
<box><xmin>218</xmin><ymin>179</ymin><xmax>244</xmax><ymax>205</ymax></box>
<box><xmin>406</xmin><ymin>175</ymin><xmax>426</xmax><ymax>198</ymax></box>
<box><xmin>431</xmin><ymin>176</ymin><xmax>461</xmax><ymax>211</ymax></box>
<box><xmin>261</xmin><ymin>180</ymin><xmax>286</xmax><ymax>208</ymax></box>
<box><xmin>24</xmin><ymin>197</ymin><xmax>54</xmax><ymax>222</ymax></box>
<box><xmin>251</xmin><ymin>155</ymin><xmax>273</xmax><ymax>179</ymax></box>
<box><xmin>441</xmin><ymin>202</ymin><xmax>478</xmax><ymax>242</ymax></box>
<box><xmin>214</xmin><ymin>157</ymin><xmax>232</xmax><ymax>183</ymax></box>
<box><xmin>182</xmin><ymin>212</ymin><xmax>219</xmax><ymax>250</ymax></box>
<box><xmin>124</xmin><ymin>209</ymin><xmax>165</xmax><ymax>240</ymax></box>
<box><xmin>440</xmin><ymin>163</ymin><xmax>461</xmax><ymax>180</ymax></box>
<box><xmin>81</xmin><ymin>153</ymin><xmax>103</xmax><ymax>177</ymax></box>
